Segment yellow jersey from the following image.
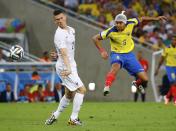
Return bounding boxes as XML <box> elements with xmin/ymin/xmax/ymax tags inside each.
<box><xmin>100</xmin><ymin>18</ymin><xmax>139</xmax><ymax>53</ymax></box>
<box><xmin>162</xmin><ymin>45</ymin><xmax>176</xmax><ymax>66</ymax></box>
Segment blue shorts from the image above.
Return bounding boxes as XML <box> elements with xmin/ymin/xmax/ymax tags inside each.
<box><xmin>110</xmin><ymin>52</ymin><xmax>144</xmax><ymax>76</ymax></box>
<box><xmin>165</xmin><ymin>66</ymin><xmax>176</xmax><ymax>83</ymax></box>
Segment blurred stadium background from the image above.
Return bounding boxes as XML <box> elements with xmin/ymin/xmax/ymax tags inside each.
<box><xmin>0</xmin><ymin>0</ymin><xmax>176</xmax><ymax>130</ymax></box>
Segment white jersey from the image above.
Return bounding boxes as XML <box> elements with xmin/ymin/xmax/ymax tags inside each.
<box><xmin>54</xmin><ymin>26</ymin><xmax>76</xmax><ymax>69</ymax></box>
<box><xmin>54</xmin><ymin>26</ymin><xmax>84</xmax><ymax>91</ymax></box>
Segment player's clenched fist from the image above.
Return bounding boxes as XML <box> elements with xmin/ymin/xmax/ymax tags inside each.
<box><xmin>60</xmin><ymin>69</ymin><xmax>71</xmax><ymax>78</ymax></box>
<box><xmin>100</xmin><ymin>50</ymin><xmax>108</xmax><ymax>60</ymax></box>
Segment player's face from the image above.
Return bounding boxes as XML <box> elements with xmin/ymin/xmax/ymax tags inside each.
<box><xmin>172</xmin><ymin>37</ymin><xmax>176</xmax><ymax>46</ymax></box>
<box><xmin>54</xmin><ymin>13</ymin><xmax>67</xmax><ymax>28</ymax></box>
<box><xmin>115</xmin><ymin>21</ymin><xmax>126</xmax><ymax>31</ymax></box>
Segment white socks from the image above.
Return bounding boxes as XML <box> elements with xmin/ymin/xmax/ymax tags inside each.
<box><xmin>53</xmin><ymin>93</ymin><xmax>84</xmax><ymax>120</ymax></box>
<box><xmin>70</xmin><ymin>93</ymin><xmax>84</xmax><ymax>120</ymax></box>
<box><xmin>53</xmin><ymin>95</ymin><xmax>70</xmax><ymax>119</ymax></box>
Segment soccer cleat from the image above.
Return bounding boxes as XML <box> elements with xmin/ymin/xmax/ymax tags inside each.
<box><xmin>131</xmin><ymin>81</ymin><xmax>137</xmax><ymax>93</ymax></box>
<box><xmin>68</xmin><ymin>118</ymin><xmax>82</xmax><ymax>126</ymax></box>
<box><xmin>132</xmin><ymin>81</ymin><xmax>145</xmax><ymax>93</ymax></box>
<box><xmin>45</xmin><ymin>113</ymin><xmax>57</xmax><ymax>125</ymax></box>
<box><xmin>138</xmin><ymin>85</ymin><xmax>145</xmax><ymax>94</ymax></box>
<box><xmin>103</xmin><ymin>86</ymin><xmax>110</xmax><ymax>96</ymax></box>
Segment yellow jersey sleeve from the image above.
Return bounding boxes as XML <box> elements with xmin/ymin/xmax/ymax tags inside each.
<box><xmin>100</xmin><ymin>27</ymin><xmax>113</xmax><ymax>40</ymax></box>
<box><xmin>127</xmin><ymin>18</ymin><xmax>140</xmax><ymax>26</ymax></box>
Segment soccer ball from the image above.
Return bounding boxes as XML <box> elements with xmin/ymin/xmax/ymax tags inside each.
<box><xmin>10</xmin><ymin>45</ymin><xmax>24</xmax><ymax>60</ymax></box>
<box><xmin>88</xmin><ymin>83</ymin><xmax>95</xmax><ymax>91</ymax></box>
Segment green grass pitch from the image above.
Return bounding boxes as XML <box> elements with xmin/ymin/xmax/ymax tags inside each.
<box><xmin>0</xmin><ymin>102</ymin><xmax>176</xmax><ymax>131</ymax></box>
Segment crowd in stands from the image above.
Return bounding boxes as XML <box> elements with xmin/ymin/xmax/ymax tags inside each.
<box><xmin>0</xmin><ymin>81</ymin><xmax>64</xmax><ymax>103</ymax></box>
<box><xmin>18</xmin><ymin>80</ymin><xmax>64</xmax><ymax>103</ymax></box>
<box><xmin>0</xmin><ymin>70</ymin><xmax>64</xmax><ymax>103</ymax></box>
<box><xmin>49</xmin><ymin>0</ymin><xmax>176</xmax><ymax>51</ymax></box>
<box><xmin>0</xmin><ymin>18</ymin><xmax>25</xmax><ymax>33</ymax></box>
<box><xmin>0</xmin><ymin>83</ymin><xmax>14</xmax><ymax>102</ymax></box>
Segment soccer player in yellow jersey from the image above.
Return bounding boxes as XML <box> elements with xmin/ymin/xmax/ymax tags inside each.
<box><xmin>92</xmin><ymin>11</ymin><xmax>167</xmax><ymax>96</ymax></box>
<box><xmin>155</xmin><ymin>35</ymin><xmax>176</xmax><ymax>104</ymax></box>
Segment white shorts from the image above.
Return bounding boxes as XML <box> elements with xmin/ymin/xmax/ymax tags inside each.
<box><xmin>56</xmin><ymin>67</ymin><xmax>84</xmax><ymax>91</ymax></box>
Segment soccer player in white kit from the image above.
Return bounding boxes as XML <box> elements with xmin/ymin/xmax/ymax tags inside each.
<box><xmin>45</xmin><ymin>10</ymin><xmax>86</xmax><ymax>126</ymax></box>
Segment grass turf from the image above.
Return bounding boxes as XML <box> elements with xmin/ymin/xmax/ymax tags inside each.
<box><xmin>0</xmin><ymin>102</ymin><xmax>176</xmax><ymax>131</ymax></box>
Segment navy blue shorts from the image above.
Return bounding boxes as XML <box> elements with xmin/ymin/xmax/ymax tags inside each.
<box><xmin>110</xmin><ymin>52</ymin><xmax>144</xmax><ymax>76</ymax></box>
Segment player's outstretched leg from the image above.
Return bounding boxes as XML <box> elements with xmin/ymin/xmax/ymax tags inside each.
<box><xmin>135</xmin><ymin>72</ymin><xmax>148</xmax><ymax>94</ymax></box>
<box><xmin>68</xmin><ymin>87</ymin><xmax>86</xmax><ymax>126</ymax></box>
<box><xmin>103</xmin><ymin>63</ymin><xmax>120</xmax><ymax>96</ymax></box>
<box><xmin>45</xmin><ymin>95</ymin><xmax>71</xmax><ymax>125</ymax></box>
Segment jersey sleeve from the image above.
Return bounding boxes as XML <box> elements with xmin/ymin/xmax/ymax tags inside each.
<box><xmin>54</xmin><ymin>31</ymin><xmax>67</xmax><ymax>49</ymax></box>
<box><xmin>127</xmin><ymin>18</ymin><xmax>140</xmax><ymax>26</ymax></box>
<box><xmin>99</xmin><ymin>27</ymin><xmax>112</xmax><ymax>40</ymax></box>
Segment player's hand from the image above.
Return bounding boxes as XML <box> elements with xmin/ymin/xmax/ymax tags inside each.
<box><xmin>100</xmin><ymin>50</ymin><xmax>108</xmax><ymax>60</ymax></box>
<box><xmin>60</xmin><ymin>69</ymin><xmax>71</xmax><ymax>78</ymax></box>
<box><xmin>157</xmin><ymin>16</ymin><xmax>167</xmax><ymax>21</ymax></box>
<box><xmin>50</xmin><ymin>51</ymin><xmax>58</xmax><ymax>60</ymax></box>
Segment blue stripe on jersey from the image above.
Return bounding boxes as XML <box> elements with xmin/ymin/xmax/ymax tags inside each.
<box><xmin>126</xmin><ymin>21</ymin><xmax>135</xmax><ymax>24</ymax></box>
<box><xmin>127</xmin><ymin>18</ymin><xmax>140</xmax><ymax>26</ymax></box>
<box><xmin>99</xmin><ymin>32</ymin><xmax>103</xmax><ymax>39</ymax></box>
<box><xmin>106</xmin><ymin>26</ymin><xmax>118</xmax><ymax>37</ymax></box>
<box><xmin>135</xmin><ymin>18</ymin><xmax>140</xmax><ymax>26</ymax></box>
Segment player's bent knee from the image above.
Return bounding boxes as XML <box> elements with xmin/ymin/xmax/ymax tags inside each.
<box><xmin>143</xmin><ymin>74</ymin><xmax>148</xmax><ymax>81</ymax></box>
<box><xmin>138</xmin><ymin>72</ymin><xmax>148</xmax><ymax>81</ymax></box>
<box><xmin>77</xmin><ymin>86</ymin><xmax>86</xmax><ymax>94</ymax></box>
<box><xmin>65</xmin><ymin>94</ymin><xmax>73</xmax><ymax>100</ymax></box>
<box><xmin>65</xmin><ymin>92</ymin><xmax>73</xmax><ymax>99</ymax></box>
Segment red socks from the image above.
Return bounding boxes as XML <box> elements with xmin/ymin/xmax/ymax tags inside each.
<box><xmin>105</xmin><ymin>72</ymin><xmax>116</xmax><ymax>87</ymax></box>
<box><xmin>135</xmin><ymin>79</ymin><xmax>142</xmax><ymax>86</ymax></box>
